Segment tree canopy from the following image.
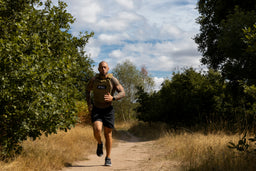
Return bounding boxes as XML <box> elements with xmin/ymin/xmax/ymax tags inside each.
<box><xmin>195</xmin><ymin>0</ymin><xmax>256</xmax><ymax>84</ymax></box>
<box><xmin>112</xmin><ymin>60</ymin><xmax>154</xmax><ymax>121</ymax></box>
<box><xmin>0</xmin><ymin>0</ymin><xmax>94</xmax><ymax>158</ymax></box>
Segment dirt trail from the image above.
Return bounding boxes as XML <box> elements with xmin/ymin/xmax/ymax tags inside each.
<box><xmin>62</xmin><ymin>131</ymin><xmax>181</xmax><ymax>171</ymax></box>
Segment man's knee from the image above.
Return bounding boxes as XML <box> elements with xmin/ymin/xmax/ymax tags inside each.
<box><xmin>94</xmin><ymin>127</ymin><xmax>102</xmax><ymax>134</ymax></box>
<box><xmin>104</xmin><ymin>127</ymin><xmax>112</xmax><ymax>138</ymax></box>
<box><xmin>93</xmin><ymin>121</ymin><xmax>103</xmax><ymax>133</ymax></box>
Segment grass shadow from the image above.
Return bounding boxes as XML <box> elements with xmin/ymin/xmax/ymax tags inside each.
<box><xmin>64</xmin><ymin>162</ymin><xmax>105</xmax><ymax>168</ymax></box>
<box><xmin>113</xmin><ymin>121</ymin><xmax>169</xmax><ymax>142</ymax></box>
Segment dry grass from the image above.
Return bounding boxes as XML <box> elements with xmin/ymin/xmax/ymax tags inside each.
<box><xmin>115</xmin><ymin>120</ymin><xmax>138</xmax><ymax>131</ymax></box>
<box><xmin>75</xmin><ymin>101</ymin><xmax>91</xmax><ymax>125</ymax></box>
<box><xmin>2</xmin><ymin>120</ymin><xmax>256</xmax><ymax>171</ymax></box>
<box><xmin>156</xmin><ymin>131</ymin><xmax>256</xmax><ymax>171</ymax></box>
<box><xmin>128</xmin><ymin>121</ymin><xmax>256</xmax><ymax>170</ymax></box>
<box><xmin>128</xmin><ymin>121</ymin><xmax>169</xmax><ymax>140</ymax></box>
<box><xmin>0</xmin><ymin>125</ymin><xmax>95</xmax><ymax>171</ymax></box>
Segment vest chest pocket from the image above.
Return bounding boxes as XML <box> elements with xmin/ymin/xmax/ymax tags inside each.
<box><xmin>93</xmin><ymin>78</ymin><xmax>112</xmax><ymax>105</ymax></box>
<box><xmin>97</xmin><ymin>85</ymin><xmax>107</xmax><ymax>89</ymax></box>
<box><xmin>94</xmin><ymin>79</ymin><xmax>110</xmax><ymax>91</ymax></box>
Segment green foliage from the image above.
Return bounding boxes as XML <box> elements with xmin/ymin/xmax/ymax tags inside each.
<box><xmin>195</xmin><ymin>0</ymin><xmax>256</xmax><ymax>84</ymax></box>
<box><xmin>136</xmin><ymin>86</ymin><xmax>160</xmax><ymax>123</ymax></box>
<box><xmin>228</xmin><ymin>84</ymin><xmax>256</xmax><ymax>153</ymax></box>
<box><xmin>0</xmin><ymin>0</ymin><xmax>94</xmax><ymax>159</ymax></box>
<box><xmin>219</xmin><ymin>8</ymin><xmax>256</xmax><ymax>84</ymax></box>
<box><xmin>136</xmin><ymin>67</ymin><xmax>256</xmax><ymax>133</ymax></box>
<box><xmin>112</xmin><ymin>60</ymin><xmax>154</xmax><ymax>121</ymax></box>
<box><xmin>75</xmin><ymin>100</ymin><xmax>91</xmax><ymax>125</ymax></box>
<box><xmin>243</xmin><ymin>24</ymin><xmax>256</xmax><ymax>54</ymax></box>
<box><xmin>194</xmin><ymin>2</ymin><xmax>256</xmax><ymax>154</ymax></box>
<box><xmin>228</xmin><ymin>133</ymin><xmax>250</xmax><ymax>152</ymax></box>
<box><xmin>136</xmin><ymin>68</ymin><xmax>227</xmax><ymax>127</ymax></box>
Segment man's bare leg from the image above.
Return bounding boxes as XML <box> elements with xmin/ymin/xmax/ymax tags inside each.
<box><xmin>93</xmin><ymin>121</ymin><xmax>104</xmax><ymax>157</ymax></box>
<box><xmin>104</xmin><ymin>126</ymin><xmax>112</xmax><ymax>158</ymax></box>
<box><xmin>93</xmin><ymin>121</ymin><xmax>103</xmax><ymax>144</ymax></box>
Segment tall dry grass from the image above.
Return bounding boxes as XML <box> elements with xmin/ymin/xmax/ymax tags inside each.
<box><xmin>2</xmin><ymin>120</ymin><xmax>256</xmax><ymax>171</ymax></box>
<box><xmin>156</xmin><ymin>131</ymin><xmax>256</xmax><ymax>170</ymax></box>
<box><xmin>128</xmin><ymin>121</ymin><xmax>256</xmax><ymax>170</ymax></box>
<box><xmin>0</xmin><ymin>125</ymin><xmax>95</xmax><ymax>171</ymax></box>
<box><xmin>128</xmin><ymin>121</ymin><xmax>169</xmax><ymax>140</ymax></box>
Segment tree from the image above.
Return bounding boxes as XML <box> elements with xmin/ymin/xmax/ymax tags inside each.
<box><xmin>0</xmin><ymin>0</ymin><xmax>94</xmax><ymax>158</ymax></box>
<box><xmin>136</xmin><ymin>68</ymin><xmax>229</xmax><ymax>128</ymax></box>
<box><xmin>159</xmin><ymin>68</ymin><xmax>226</xmax><ymax>126</ymax></box>
<box><xmin>112</xmin><ymin>60</ymin><xmax>154</xmax><ymax>121</ymax></box>
<box><xmin>228</xmin><ymin>24</ymin><xmax>256</xmax><ymax>153</ymax></box>
<box><xmin>243</xmin><ymin>24</ymin><xmax>256</xmax><ymax>54</ymax></box>
<box><xmin>136</xmin><ymin>86</ymin><xmax>161</xmax><ymax>123</ymax></box>
<box><xmin>195</xmin><ymin>0</ymin><xmax>256</xmax><ymax>84</ymax></box>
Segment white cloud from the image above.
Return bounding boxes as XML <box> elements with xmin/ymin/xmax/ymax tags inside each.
<box><xmin>97</xmin><ymin>19</ymin><xmax>128</xmax><ymax>31</ymax></box>
<box><xmin>136</xmin><ymin>0</ymin><xmax>199</xmax><ymax>32</ymax></box>
<box><xmin>153</xmin><ymin>77</ymin><xmax>165</xmax><ymax>91</ymax></box>
<box><xmin>98</xmin><ymin>34</ymin><xmax>122</xmax><ymax>44</ymax></box>
<box><xmin>105</xmin><ymin>39</ymin><xmax>200</xmax><ymax>73</ymax></box>
<box><xmin>71</xmin><ymin>1</ymin><xmax>102</xmax><ymax>24</ymax></box>
<box><xmin>84</xmin><ymin>38</ymin><xmax>101</xmax><ymax>58</ymax></box>
<box><xmin>97</xmin><ymin>12</ymin><xmax>142</xmax><ymax>31</ymax></box>
<box><xmin>50</xmin><ymin>0</ymin><xmax>201</xmax><ymax>90</ymax></box>
<box><xmin>97</xmin><ymin>33</ymin><xmax>130</xmax><ymax>45</ymax></box>
<box><xmin>118</xmin><ymin>11</ymin><xmax>141</xmax><ymax>21</ymax></box>
<box><xmin>115</xmin><ymin>0</ymin><xmax>134</xmax><ymax>9</ymax></box>
<box><xmin>109</xmin><ymin>49</ymin><xmax>123</xmax><ymax>59</ymax></box>
<box><xmin>160</xmin><ymin>24</ymin><xmax>182</xmax><ymax>39</ymax></box>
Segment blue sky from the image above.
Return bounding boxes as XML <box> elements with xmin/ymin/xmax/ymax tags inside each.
<box><xmin>50</xmin><ymin>0</ymin><xmax>202</xmax><ymax>90</ymax></box>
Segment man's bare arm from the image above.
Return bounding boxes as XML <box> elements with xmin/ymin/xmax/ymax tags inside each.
<box><xmin>114</xmin><ymin>84</ymin><xmax>125</xmax><ymax>100</ymax></box>
<box><xmin>104</xmin><ymin>84</ymin><xmax>125</xmax><ymax>102</ymax></box>
<box><xmin>110</xmin><ymin>77</ymin><xmax>125</xmax><ymax>100</ymax></box>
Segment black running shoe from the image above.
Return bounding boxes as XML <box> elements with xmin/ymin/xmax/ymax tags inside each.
<box><xmin>105</xmin><ymin>157</ymin><xmax>112</xmax><ymax>166</ymax></box>
<box><xmin>96</xmin><ymin>143</ymin><xmax>103</xmax><ymax>157</ymax></box>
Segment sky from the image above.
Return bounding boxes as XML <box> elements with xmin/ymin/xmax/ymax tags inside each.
<box><xmin>50</xmin><ymin>0</ymin><xmax>202</xmax><ymax>90</ymax></box>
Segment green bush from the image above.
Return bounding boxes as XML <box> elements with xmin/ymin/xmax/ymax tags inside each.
<box><xmin>0</xmin><ymin>0</ymin><xmax>94</xmax><ymax>159</ymax></box>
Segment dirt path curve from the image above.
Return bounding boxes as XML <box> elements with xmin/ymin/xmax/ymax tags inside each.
<box><xmin>61</xmin><ymin>131</ymin><xmax>180</xmax><ymax>171</ymax></box>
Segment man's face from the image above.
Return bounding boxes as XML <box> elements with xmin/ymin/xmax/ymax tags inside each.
<box><xmin>98</xmin><ymin>62</ymin><xmax>109</xmax><ymax>76</ymax></box>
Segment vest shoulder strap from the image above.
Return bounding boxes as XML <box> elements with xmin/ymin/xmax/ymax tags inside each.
<box><xmin>95</xmin><ymin>73</ymin><xmax>113</xmax><ymax>80</ymax></box>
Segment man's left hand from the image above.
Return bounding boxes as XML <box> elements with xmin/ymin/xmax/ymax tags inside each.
<box><xmin>104</xmin><ymin>92</ymin><xmax>113</xmax><ymax>102</ymax></box>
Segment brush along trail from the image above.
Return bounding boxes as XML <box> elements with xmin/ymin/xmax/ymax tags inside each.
<box><xmin>62</xmin><ymin>130</ymin><xmax>181</xmax><ymax>171</ymax></box>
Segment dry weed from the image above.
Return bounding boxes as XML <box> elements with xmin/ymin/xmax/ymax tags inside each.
<box><xmin>75</xmin><ymin>101</ymin><xmax>91</xmax><ymax>125</ymax></box>
<box><xmin>157</xmin><ymin>131</ymin><xmax>256</xmax><ymax>170</ymax></box>
<box><xmin>0</xmin><ymin>126</ymin><xmax>95</xmax><ymax>171</ymax></box>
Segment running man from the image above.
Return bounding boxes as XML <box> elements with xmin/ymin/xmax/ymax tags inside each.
<box><xmin>86</xmin><ymin>61</ymin><xmax>125</xmax><ymax>166</ymax></box>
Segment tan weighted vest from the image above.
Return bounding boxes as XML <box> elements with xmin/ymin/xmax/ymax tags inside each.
<box><xmin>92</xmin><ymin>73</ymin><xmax>113</xmax><ymax>108</ymax></box>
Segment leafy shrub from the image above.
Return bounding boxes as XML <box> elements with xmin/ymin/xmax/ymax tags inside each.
<box><xmin>0</xmin><ymin>0</ymin><xmax>94</xmax><ymax>159</ymax></box>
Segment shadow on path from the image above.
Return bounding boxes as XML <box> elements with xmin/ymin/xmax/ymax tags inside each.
<box><xmin>64</xmin><ymin>163</ymin><xmax>105</xmax><ymax>168</ymax></box>
<box><xmin>112</xmin><ymin>122</ymin><xmax>164</xmax><ymax>142</ymax></box>
<box><xmin>112</xmin><ymin>129</ymin><xmax>142</xmax><ymax>142</ymax></box>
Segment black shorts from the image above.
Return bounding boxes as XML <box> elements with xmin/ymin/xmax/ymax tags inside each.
<box><xmin>91</xmin><ymin>106</ymin><xmax>115</xmax><ymax>129</ymax></box>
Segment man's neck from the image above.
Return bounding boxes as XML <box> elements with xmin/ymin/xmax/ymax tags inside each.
<box><xmin>99</xmin><ymin>73</ymin><xmax>107</xmax><ymax>79</ymax></box>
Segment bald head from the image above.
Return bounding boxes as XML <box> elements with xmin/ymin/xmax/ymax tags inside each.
<box><xmin>98</xmin><ymin>61</ymin><xmax>109</xmax><ymax>77</ymax></box>
<box><xmin>99</xmin><ymin>61</ymin><xmax>108</xmax><ymax>67</ymax></box>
